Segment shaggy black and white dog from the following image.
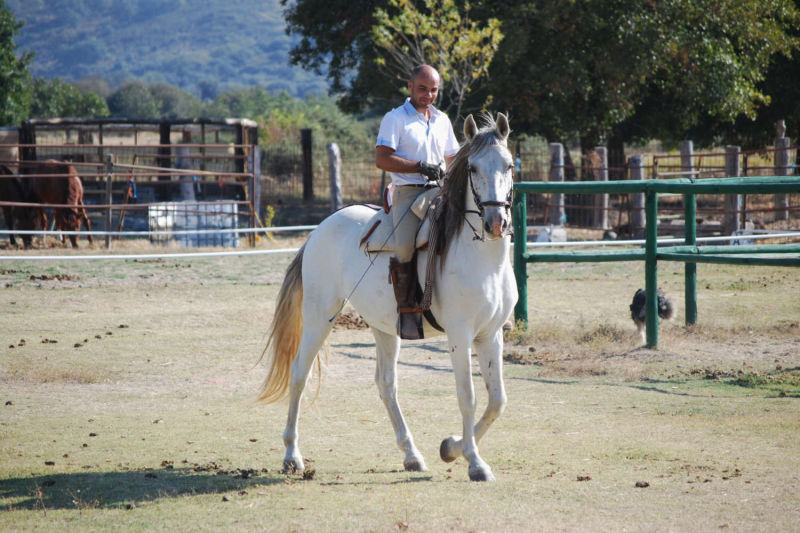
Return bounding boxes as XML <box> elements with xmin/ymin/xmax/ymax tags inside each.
<box><xmin>630</xmin><ymin>288</ymin><xmax>675</xmax><ymax>342</ymax></box>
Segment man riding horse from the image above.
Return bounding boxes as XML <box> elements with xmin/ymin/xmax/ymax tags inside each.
<box><xmin>375</xmin><ymin>65</ymin><xmax>460</xmax><ymax>339</ymax></box>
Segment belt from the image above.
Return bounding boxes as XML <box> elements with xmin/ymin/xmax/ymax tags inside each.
<box><xmin>399</xmin><ymin>182</ymin><xmax>439</xmax><ymax>188</ymax></box>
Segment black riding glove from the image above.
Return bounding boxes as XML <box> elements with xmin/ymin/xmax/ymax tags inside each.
<box><xmin>417</xmin><ymin>161</ymin><xmax>444</xmax><ymax>182</ymax></box>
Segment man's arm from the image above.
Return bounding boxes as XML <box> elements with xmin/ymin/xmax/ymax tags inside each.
<box><xmin>375</xmin><ymin>145</ymin><xmax>419</xmax><ymax>173</ymax></box>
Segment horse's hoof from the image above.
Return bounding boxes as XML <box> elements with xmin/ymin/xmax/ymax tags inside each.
<box><xmin>282</xmin><ymin>458</ymin><xmax>304</xmax><ymax>474</ymax></box>
<box><xmin>439</xmin><ymin>437</ymin><xmax>460</xmax><ymax>463</ymax></box>
<box><xmin>403</xmin><ymin>457</ymin><xmax>428</xmax><ymax>472</ymax></box>
<box><xmin>468</xmin><ymin>467</ymin><xmax>496</xmax><ymax>482</ymax></box>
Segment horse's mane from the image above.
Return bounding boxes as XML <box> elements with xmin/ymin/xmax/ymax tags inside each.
<box><xmin>434</xmin><ymin>114</ymin><xmax>505</xmax><ymax>262</ymax></box>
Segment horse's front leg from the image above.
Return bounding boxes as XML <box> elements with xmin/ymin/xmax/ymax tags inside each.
<box><xmin>446</xmin><ymin>334</ymin><xmax>495</xmax><ymax>482</ymax></box>
<box><xmin>373</xmin><ymin>328</ymin><xmax>427</xmax><ymax>471</ymax></box>
<box><xmin>440</xmin><ymin>330</ymin><xmax>507</xmax><ymax>470</ymax></box>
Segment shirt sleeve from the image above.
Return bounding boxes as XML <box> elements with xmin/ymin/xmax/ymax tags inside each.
<box><xmin>376</xmin><ymin>111</ymin><xmax>399</xmax><ymax>150</ymax></box>
<box><xmin>443</xmin><ymin>119</ymin><xmax>460</xmax><ymax>157</ymax></box>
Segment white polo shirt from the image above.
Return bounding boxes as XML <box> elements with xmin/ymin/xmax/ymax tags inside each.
<box><xmin>376</xmin><ymin>98</ymin><xmax>460</xmax><ymax>186</ymax></box>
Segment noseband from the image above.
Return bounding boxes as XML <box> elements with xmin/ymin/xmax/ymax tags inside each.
<box><xmin>464</xmin><ymin>167</ymin><xmax>513</xmax><ymax>241</ymax></box>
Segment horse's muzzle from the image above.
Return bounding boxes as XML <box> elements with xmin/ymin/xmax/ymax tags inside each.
<box><xmin>483</xmin><ymin>209</ymin><xmax>509</xmax><ymax>239</ymax></box>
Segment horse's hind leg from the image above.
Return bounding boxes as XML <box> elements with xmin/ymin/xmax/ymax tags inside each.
<box><xmin>440</xmin><ymin>331</ymin><xmax>507</xmax><ymax>468</ymax></box>
<box><xmin>372</xmin><ymin>328</ymin><xmax>427</xmax><ymax>472</ymax></box>
<box><xmin>282</xmin><ymin>316</ymin><xmax>333</xmax><ymax>473</ymax></box>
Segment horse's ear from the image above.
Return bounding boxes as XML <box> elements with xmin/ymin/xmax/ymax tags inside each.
<box><xmin>496</xmin><ymin>113</ymin><xmax>510</xmax><ymax>141</ymax></box>
<box><xmin>464</xmin><ymin>114</ymin><xmax>478</xmax><ymax>141</ymax></box>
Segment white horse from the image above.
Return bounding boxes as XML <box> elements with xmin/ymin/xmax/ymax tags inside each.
<box><xmin>258</xmin><ymin>113</ymin><xmax>517</xmax><ymax>482</ymax></box>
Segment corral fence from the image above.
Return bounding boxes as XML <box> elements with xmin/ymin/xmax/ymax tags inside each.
<box><xmin>521</xmin><ymin>139</ymin><xmax>799</xmax><ymax>235</ymax></box>
<box><xmin>0</xmin><ymin>118</ymin><xmax>261</xmax><ymax>248</ymax></box>
<box><xmin>512</xmin><ymin>176</ymin><xmax>800</xmax><ymax>348</ymax></box>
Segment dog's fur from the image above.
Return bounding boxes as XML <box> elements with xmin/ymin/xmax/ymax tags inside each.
<box><xmin>630</xmin><ymin>288</ymin><xmax>675</xmax><ymax>342</ymax></box>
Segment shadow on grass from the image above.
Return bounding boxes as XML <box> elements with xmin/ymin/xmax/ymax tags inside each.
<box><xmin>0</xmin><ymin>467</ymin><xmax>286</xmax><ymax>511</ymax></box>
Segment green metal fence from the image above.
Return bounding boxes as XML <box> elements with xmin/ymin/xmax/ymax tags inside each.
<box><xmin>512</xmin><ymin>176</ymin><xmax>800</xmax><ymax>347</ymax></box>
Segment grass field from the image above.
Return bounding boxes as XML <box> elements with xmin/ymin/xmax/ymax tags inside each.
<box><xmin>1</xmin><ymin>239</ymin><xmax>799</xmax><ymax>531</ymax></box>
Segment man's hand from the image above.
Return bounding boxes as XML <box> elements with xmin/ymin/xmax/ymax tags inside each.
<box><xmin>418</xmin><ymin>161</ymin><xmax>444</xmax><ymax>181</ymax></box>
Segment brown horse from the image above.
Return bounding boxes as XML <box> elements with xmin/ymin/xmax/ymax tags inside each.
<box><xmin>23</xmin><ymin>160</ymin><xmax>93</xmax><ymax>248</ymax></box>
<box><xmin>0</xmin><ymin>165</ymin><xmax>36</xmax><ymax>248</ymax></box>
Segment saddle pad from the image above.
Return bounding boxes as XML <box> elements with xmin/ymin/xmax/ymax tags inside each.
<box><xmin>359</xmin><ymin>209</ymin><xmax>432</xmax><ymax>254</ymax></box>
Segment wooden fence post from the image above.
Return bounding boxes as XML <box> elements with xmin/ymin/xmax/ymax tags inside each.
<box><xmin>775</xmin><ymin>137</ymin><xmax>791</xmax><ymax>221</ymax></box>
<box><xmin>548</xmin><ymin>143</ymin><xmax>565</xmax><ymax>225</ymax></box>
<box><xmin>680</xmin><ymin>140</ymin><xmax>697</xmax><ymax>325</ymax></box>
<box><xmin>724</xmin><ymin>146</ymin><xmax>742</xmax><ymax>234</ymax></box>
<box><xmin>629</xmin><ymin>154</ymin><xmax>645</xmax><ymax>238</ymax></box>
<box><xmin>105</xmin><ymin>154</ymin><xmax>114</xmax><ymax>250</ymax></box>
<box><xmin>594</xmin><ymin>146</ymin><xmax>608</xmax><ymax>229</ymax></box>
<box><xmin>301</xmin><ymin>128</ymin><xmax>313</xmax><ymax>202</ymax></box>
<box><xmin>327</xmin><ymin>143</ymin><xmax>342</xmax><ymax>212</ymax></box>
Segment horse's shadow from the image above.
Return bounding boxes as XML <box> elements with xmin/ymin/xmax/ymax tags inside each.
<box><xmin>0</xmin><ymin>467</ymin><xmax>285</xmax><ymax>511</ymax></box>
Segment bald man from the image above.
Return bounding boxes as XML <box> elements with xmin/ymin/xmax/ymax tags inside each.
<box><xmin>376</xmin><ymin>64</ymin><xmax>460</xmax><ymax>339</ymax></box>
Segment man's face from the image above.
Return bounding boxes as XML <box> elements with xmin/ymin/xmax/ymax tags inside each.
<box><xmin>408</xmin><ymin>71</ymin><xmax>439</xmax><ymax>111</ymax></box>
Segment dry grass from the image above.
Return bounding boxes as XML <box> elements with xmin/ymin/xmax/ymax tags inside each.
<box><xmin>0</xmin><ymin>250</ymin><xmax>798</xmax><ymax>531</ymax></box>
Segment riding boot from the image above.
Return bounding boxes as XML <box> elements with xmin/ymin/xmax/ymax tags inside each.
<box><xmin>389</xmin><ymin>257</ymin><xmax>424</xmax><ymax>340</ymax></box>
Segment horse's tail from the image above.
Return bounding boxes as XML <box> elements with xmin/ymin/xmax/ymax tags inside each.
<box><xmin>257</xmin><ymin>243</ymin><xmax>307</xmax><ymax>403</ymax></box>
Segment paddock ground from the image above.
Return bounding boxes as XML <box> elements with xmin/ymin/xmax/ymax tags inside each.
<box><xmin>1</xmin><ymin>246</ymin><xmax>798</xmax><ymax>531</ymax></box>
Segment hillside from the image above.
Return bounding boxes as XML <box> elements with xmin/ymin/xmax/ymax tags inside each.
<box><xmin>6</xmin><ymin>0</ymin><xmax>329</xmax><ymax>98</ymax></box>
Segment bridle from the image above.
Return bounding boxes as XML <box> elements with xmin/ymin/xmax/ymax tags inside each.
<box><xmin>464</xmin><ymin>166</ymin><xmax>514</xmax><ymax>241</ymax></box>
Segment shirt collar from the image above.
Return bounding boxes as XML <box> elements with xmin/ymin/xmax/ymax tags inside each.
<box><xmin>403</xmin><ymin>98</ymin><xmax>440</xmax><ymax>120</ymax></box>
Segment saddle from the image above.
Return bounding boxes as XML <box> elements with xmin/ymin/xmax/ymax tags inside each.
<box><xmin>358</xmin><ymin>185</ymin><xmax>441</xmax><ymax>254</ymax></box>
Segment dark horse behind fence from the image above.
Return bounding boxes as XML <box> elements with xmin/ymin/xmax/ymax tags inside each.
<box><xmin>0</xmin><ymin>165</ymin><xmax>36</xmax><ymax>248</ymax></box>
<box><xmin>21</xmin><ymin>160</ymin><xmax>93</xmax><ymax>248</ymax></box>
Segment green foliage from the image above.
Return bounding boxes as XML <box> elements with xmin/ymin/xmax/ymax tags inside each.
<box><xmin>148</xmin><ymin>83</ymin><xmax>203</xmax><ymax>118</ymax></box>
<box><xmin>207</xmin><ymin>87</ymin><xmax>372</xmax><ymax>151</ymax></box>
<box><xmin>107</xmin><ymin>81</ymin><xmax>159</xmax><ymax>118</ymax></box>
<box><xmin>371</xmin><ymin>0</ymin><xmax>503</xmax><ymax>120</ymax></box>
<box><xmin>0</xmin><ymin>1</ymin><xmax>33</xmax><ymax>125</ymax></box>
<box><xmin>28</xmin><ymin>77</ymin><xmax>110</xmax><ymax>119</ymax></box>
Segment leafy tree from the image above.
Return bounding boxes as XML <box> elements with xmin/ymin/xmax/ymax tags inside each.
<box><xmin>486</xmin><ymin>0</ymin><xmax>799</xmax><ymax>153</ymax></box>
<box><xmin>28</xmin><ymin>77</ymin><xmax>110</xmax><ymax>118</ymax></box>
<box><xmin>282</xmin><ymin>0</ymin><xmax>396</xmax><ymax>112</ymax></box>
<box><xmin>0</xmin><ymin>2</ymin><xmax>33</xmax><ymax>125</ymax></box>
<box><xmin>107</xmin><ymin>81</ymin><xmax>159</xmax><ymax>118</ymax></box>
<box><xmin>371</xmin><ymin>0</ymin><xmax>503</xmax><ymax>120</ymax></box>
<box><xmin>148</xmin><ymin>82</ymin><xmax>203</xmax><ymax>118</ymax></box>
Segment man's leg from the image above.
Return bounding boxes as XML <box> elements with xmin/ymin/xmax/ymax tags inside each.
<box><xmin>390</xmin><ymin>186</ymin><xmax>423</xmax><ymax>339</ymax></box>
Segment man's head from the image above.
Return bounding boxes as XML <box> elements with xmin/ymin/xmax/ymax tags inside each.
<box><xmin>408</xmin><ymin>65</ymin><xmax>440</xmax><ymax>114</ymax></box>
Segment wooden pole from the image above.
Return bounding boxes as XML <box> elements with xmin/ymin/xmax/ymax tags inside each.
<box><xmin>594</xmin><ymin>146</ymin><xmax>608</xmax><ymax>229</ymax></box>
<box><xmin>724</xmin><ymin>145</ymin><xmax>742</xmax><ymax>234</ymax></box>
<box><xmin>680</xmin><ymin>140</ymin><xmax>697</xmax><ymax>325</ymax></box>
<box><xmin>104</xmin><ymin>154</ymin><xmax>114</xmax><ymax>250</ymax></box>
<box><xmin>548</xmin><ymin>143</ymin><xmax>565</xmax><ymax>225</ymax></box>
<box><xmin>775</xmin><ymin>137</ymin><xmax>790</xmax><ymax>221</ymax></box>
<box><xmin>301</xmin><ymin>128</ymin><xmax>313</xmax><ymax>202</ymax></box>
<box><xmin>629</xmin><ymin>155</ymin><xmax>645</xmax><ymax>238</ymax></box>
<box><xmin>327</xmin><ymin>143</ymin><xmax>342</xmax><ymax>212</ymax></box>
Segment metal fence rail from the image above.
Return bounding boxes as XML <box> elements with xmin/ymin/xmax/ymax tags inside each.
<box><xmin>512</xmin><ymin>176</ymin><xmax>800</xmax><ymax>348</ymax></box>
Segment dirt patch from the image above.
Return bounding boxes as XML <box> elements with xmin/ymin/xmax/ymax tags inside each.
<box><xmin>333</xmin><ymin>311</ymin><xmax>369</xmax><ymax>330</ymax></box>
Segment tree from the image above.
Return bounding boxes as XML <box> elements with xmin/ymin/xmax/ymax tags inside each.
<box><xmin>148</xmin><ymin>83</ymin><xmax>202</xmax><ymax>118</ymax></box>
<box><xmin>371</xmin><ymin>0</ymin><xmax>503</xmax><ymax>120</ymax></box>
<box><xmin>486</xmin><ymin>0</ymin><xmax>799</xmax><ymax>153</ymax></box>
<box><xmin>29</xmin><ymin>77</ymin><xmax>110</xmax><ymax>119</ymax></box>
<box><xmin>0</xmin><ymin>2</ymin><xmax>33</xmax><ymax>125</ymax></box>
<box><xmin>107</xmin><ymin>81</ymin><xmax>159</xmax><ymax>118</ymax></box>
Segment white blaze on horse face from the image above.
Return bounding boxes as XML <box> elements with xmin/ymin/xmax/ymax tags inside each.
<box><xmin>469</xmin><ymin>143</ymin><xmax>513</xmax><ymax>239</ymax></box>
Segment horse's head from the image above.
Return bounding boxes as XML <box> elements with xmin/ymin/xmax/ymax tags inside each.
<box><xmin>463</xmin><ymin>113</ymin><xmax>513</xmax><ymax>239</ymax></box>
